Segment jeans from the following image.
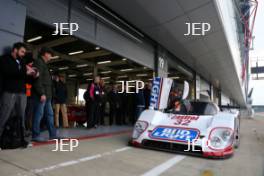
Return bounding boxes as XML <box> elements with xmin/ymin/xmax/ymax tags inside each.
<box><xmin>32</xmin><ymin>97</ymin><xmax>56</xmax><ymax>139</ymax></box>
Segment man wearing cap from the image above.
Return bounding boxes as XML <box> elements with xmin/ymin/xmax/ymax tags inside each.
<box><xmin>31</xmin><ymin>47</ymin><xmax>58</xmax><ymax>142</ymax></box>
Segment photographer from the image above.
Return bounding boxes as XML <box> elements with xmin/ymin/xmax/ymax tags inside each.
<box><xmin>0</xmin><ymin>42</ymin><xmax>37</xmax><ymax>149</ymax></box>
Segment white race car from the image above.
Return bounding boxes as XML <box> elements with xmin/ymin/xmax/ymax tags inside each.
<box><xmin>131</xmin><ymin>101</ymin><xmax>240</xmax><ymax>158</ymax></box>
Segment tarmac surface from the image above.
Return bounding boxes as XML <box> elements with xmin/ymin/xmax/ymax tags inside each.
<box><xmin>0</xmin><ymin>114</ymin><xmax>264</xmax><ymax>176</ymax></box>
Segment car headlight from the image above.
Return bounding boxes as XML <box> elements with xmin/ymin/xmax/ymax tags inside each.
<box><xmin>222</xmin><ymin>130</ymin><xmax>232</xmax><ymax>141</ymax></box>
<box><xmin>208</xmin><ymin>128</ymin><xmax>233</xmax><ymax>150</ymax></box>
<box><xmin>132</xmin><ymin>121</ymin><xmax>148</xmax><ymax>139</ymax></box>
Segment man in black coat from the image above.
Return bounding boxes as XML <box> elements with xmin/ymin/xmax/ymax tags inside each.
<box><xmin>108</xmin><ymin>84</ymin><xmax>122</xmax><ymax>125</ymax></box>
<box><xmin>53</xmin><ymin>74</ymin><xmax>69</xmax><ymax>128</ymax></box>
<box><xmin>0</xmin><ymin>42</ymin><xmax>36</xmax><ymax>148</ymax></box>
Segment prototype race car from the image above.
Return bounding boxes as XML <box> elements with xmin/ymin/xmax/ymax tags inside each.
<box><xmin>130</xmin><ymin>78</ymin><xmax>240</xmax><ymax>158</ymax></box>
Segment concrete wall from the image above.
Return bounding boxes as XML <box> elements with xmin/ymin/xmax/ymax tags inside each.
<box><xmin>0</xmin><ymin>0</ymin><xmax>26</xmax><ymax>55</ymax></box>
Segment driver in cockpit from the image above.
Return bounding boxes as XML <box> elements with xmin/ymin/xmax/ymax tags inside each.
<box><xmin>168</xmin><ymin>88</ymin><xmax>191</xmax><ymax>114</ymax></box>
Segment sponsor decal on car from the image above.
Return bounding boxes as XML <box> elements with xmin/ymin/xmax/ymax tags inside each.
<box><xmin>171</xmin><ymin>115</ymin><xmax>199</xmax><ymax>126</ymax></box>
<box><xmin>150</xmin><ymin>127</ymin><xmax>199</xmax><ymax>142</ymax></box>
<box><xmin>149</xmin><ymin>77</ymin><xmax>162</xmax><ymax>109</ymax></box>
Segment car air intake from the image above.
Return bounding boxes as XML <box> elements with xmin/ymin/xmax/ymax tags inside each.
<box><xmin>142</xmin><ymin>140</ymin><xmax>203</xmax><ymax>156</ymax></box>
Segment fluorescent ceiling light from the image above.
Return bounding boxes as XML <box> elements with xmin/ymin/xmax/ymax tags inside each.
<box><xmin>27</xmin><ymin>36</ymin><xmax>42</xmax><ymax>43</ymax></box>
<box><xmin>50</xmin><ymin>56</ymin><xmax>59</xmax><ymax>60</ymax></box>
<box><xmin>136</xmin><ymin>74</ymin><xmax>148</xmax><ymax>77</ymax></box>
<box><xmin>58</xmin><ymin>66</ymin><xmax>69</xmax><ymax>70</ymax></box>
<box><xmin>117</xmin><ymin>75</ymin><xmax>128</xmax><ymax>78</ymax></box>
<box><xmin>149</xmin><ymin>78</ymin><xmax>153</xmax><ymax>81</ymax></box>
<box><xmin>86</xmin><ymin>78</ymin><xmax>93</xmax><ymax>81</ymax></box>
<box><xmin>104</xmin><ymin>81</ymin><xmax>110</xmax><ymax>84</ymax></box>
<box><xmin>101</xmin><ymin>71</ymin><xmax>112</xmax><ymax>74</ymax></box>
<box><xmin>68</xmin><ymin>74</ymin><xmax>77</xmax><ymax>78</ymax></box>
<box><xmin>83</xmin><ymin>72</ymin><xmax>93</xmax><ymax>76</ymax></box>
<box><xmin>169</xmin><ymin>76</ymin><xmax>180</xmax><ymax>79</ymax></box>
<box><xmin>76</xmin><ymin>64</ymin><xmax>88</xmax><ymax>68</ymax></box>
<box><xmin>97</xmin><ymin>60</ymin><xmax>111</xmax><ymax>64</ymax></box>
<box><xmin>68</xmin><ymin>50</ymin><xmax>84</xmax><ymax>55</ymax></box>
<box><xmin>120</xmin><ymin>68</ymin><xmax>133</xmax><ymax>72</ymax></box>
<box><xmin>101</xmin><ymin>77</ymin><xmax>110</xmax><ymax>80</ymax></box>
<box><xmin>95</xmin><ymin>46</ymin><xmax>101</xmax><ymax>50</ymax></box>
<box><xmin>143</xmin><ymin>67</ymin><xmax>147</xmax><ymax>69</ymax></box>
<box><xmin>122</xmin><ymin>58</ymin><xmax>127</xmax><ymax>61</ymax></box>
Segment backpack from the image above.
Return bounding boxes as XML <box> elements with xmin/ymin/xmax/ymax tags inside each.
<box><xmin>0</xmin><ymin>116</ymin><xmax>23</xmax><ymax>149</ymax></box>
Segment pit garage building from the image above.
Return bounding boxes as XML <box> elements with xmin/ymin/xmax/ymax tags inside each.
<box><xmin>0</xmin><ymin>0</ymin><xmax>257</xmax><ymax>108</ymax></box>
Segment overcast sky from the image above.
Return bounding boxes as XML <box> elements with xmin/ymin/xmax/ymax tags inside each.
<box><xmin>249</xmin><ymin>0</ymin><xmax>264</xmax><ymax>106</ymax></box>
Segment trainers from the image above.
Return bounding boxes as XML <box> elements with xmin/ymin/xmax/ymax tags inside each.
<box><xmin>32</xmin><ymin>136</ymin><xmax>46</xmax><ymax>142</ymax></box>
<box><xmin>49</xmin><ymin>136</ymin><xmax>63</xmax><ymax>140</ymax></box>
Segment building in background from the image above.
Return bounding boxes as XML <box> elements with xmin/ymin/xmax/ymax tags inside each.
<box><xmin>0</xmin><ymin>0</ymin><xmax>258</xmax><ymax>110</ymax></box>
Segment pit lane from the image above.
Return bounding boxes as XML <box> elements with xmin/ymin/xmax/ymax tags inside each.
<box><xmin>0</xmin><ymin>115</ymin><xmax>264</xmax><ymax>176</ymax></box>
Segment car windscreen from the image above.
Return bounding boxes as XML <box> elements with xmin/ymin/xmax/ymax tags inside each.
<box><xmin>189</xmin><ymin>102</ymin><xmax>218</xmax><ymax>115</ymax></box>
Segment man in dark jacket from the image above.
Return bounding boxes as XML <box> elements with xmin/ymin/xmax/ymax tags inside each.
<box><xmin>135</xmin><ymin>89</ymin><xmax>145</xmax><ymax>121</ymax></box>
<box><xmin>54</xmin><ymin>74</ymin><xmax>69</xmax><ymax>128</ymax></box>
<box><xmin>0</xmin><ymin>42</ymin><xmax>36</xmax><ymax>147</ymax></box>
<box><xmin>143</xmin><ymin>82</ymin><xmax>152</xmax><ymax>109</ymax></box>
<box><xmin>108</xmin><ymin>84</ymin><xmax>122</xmax><ymax>125</ymax></box>
<box><xmin>31</xmin><ymin>47</ymin><xmax>57</xmax><ymax>142</ymax></box>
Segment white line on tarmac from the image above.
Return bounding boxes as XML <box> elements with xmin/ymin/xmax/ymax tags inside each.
<box><xmin>141</xmin><ymin>155</ymin><xmax>186</xmax><ymax>176</ymax></box>
<box><xmin>17</xmin><ymin>147</ymin><xmax>131</xmax><ymax>175</ymax></box>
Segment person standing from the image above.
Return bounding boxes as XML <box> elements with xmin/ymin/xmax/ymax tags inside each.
<box><xmin>24</xmin><ymin>55</ymin><xmax>39</xmax><ymax>136</ymax></box>
<box><xmin>120</xmin><ymin>91</ymin><xmax>128</xmax><ymax>125</ymax></box>
<box><xmin>83</xmin><ymin>82</ymin><xmax>91</xmax><ymax>127</ymax></box>
<box><xmin>31</xmin><ymin>47</ymin><xmax>58</xmax><ymax>142</ymax></box>
<box><xmin>143</xmin><ymin>82</ymin><xmax>152</xmax><ymax>109</ymax></box>
<box><xmin>108</xmin><ymin>84</ymin><xmax>121</xmax><ymax>125</ymax></box>
<box><xmin>135</xmin><ymin>88</ymin><xmax>145</xmax><ymax>120</ymax></box>
<box><xmin>87</xmin><ymin>76</ymin><xmax>101</xmax><ymax>128</ymax></box>
<box><xmin>117</xmin><ymin>86</ymin><xmax>126</xmax><ymax>125</ymax></box>
<box><xmin>0</xmin><ymin>42</ymin><xmax>36</xmax><ymax>147</ymax></box>
<box><xmin>54</xmin><ymin>74</ymin><xmax>69</xmax><ymax>128</ymax></box>
<box><xmin>99</xmin><ymin>79</ymin><xmax>107</xmax><ymax>126</ymax></box>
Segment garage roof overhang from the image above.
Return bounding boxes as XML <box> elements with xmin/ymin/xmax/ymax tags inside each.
<box><xmin>98</xmin><ymin>0</ymin><xmax>246</xmax><ymax>107</ymax></box>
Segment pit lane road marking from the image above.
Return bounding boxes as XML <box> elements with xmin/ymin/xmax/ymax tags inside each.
<box><xmin>141</xmin><ymin>155</ymin><xmax>186</xmax><ymax>176</ymax></box>
<box><xmin>16</xmin><ymin>147</ymin><xmax>131</xmax><ymax>176</ymax></box>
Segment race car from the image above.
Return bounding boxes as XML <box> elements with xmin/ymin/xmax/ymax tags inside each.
<box><xmin>130</xmin><ymin>78</ymin><xmax>240</xmax><ymax>158</ymax></box>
